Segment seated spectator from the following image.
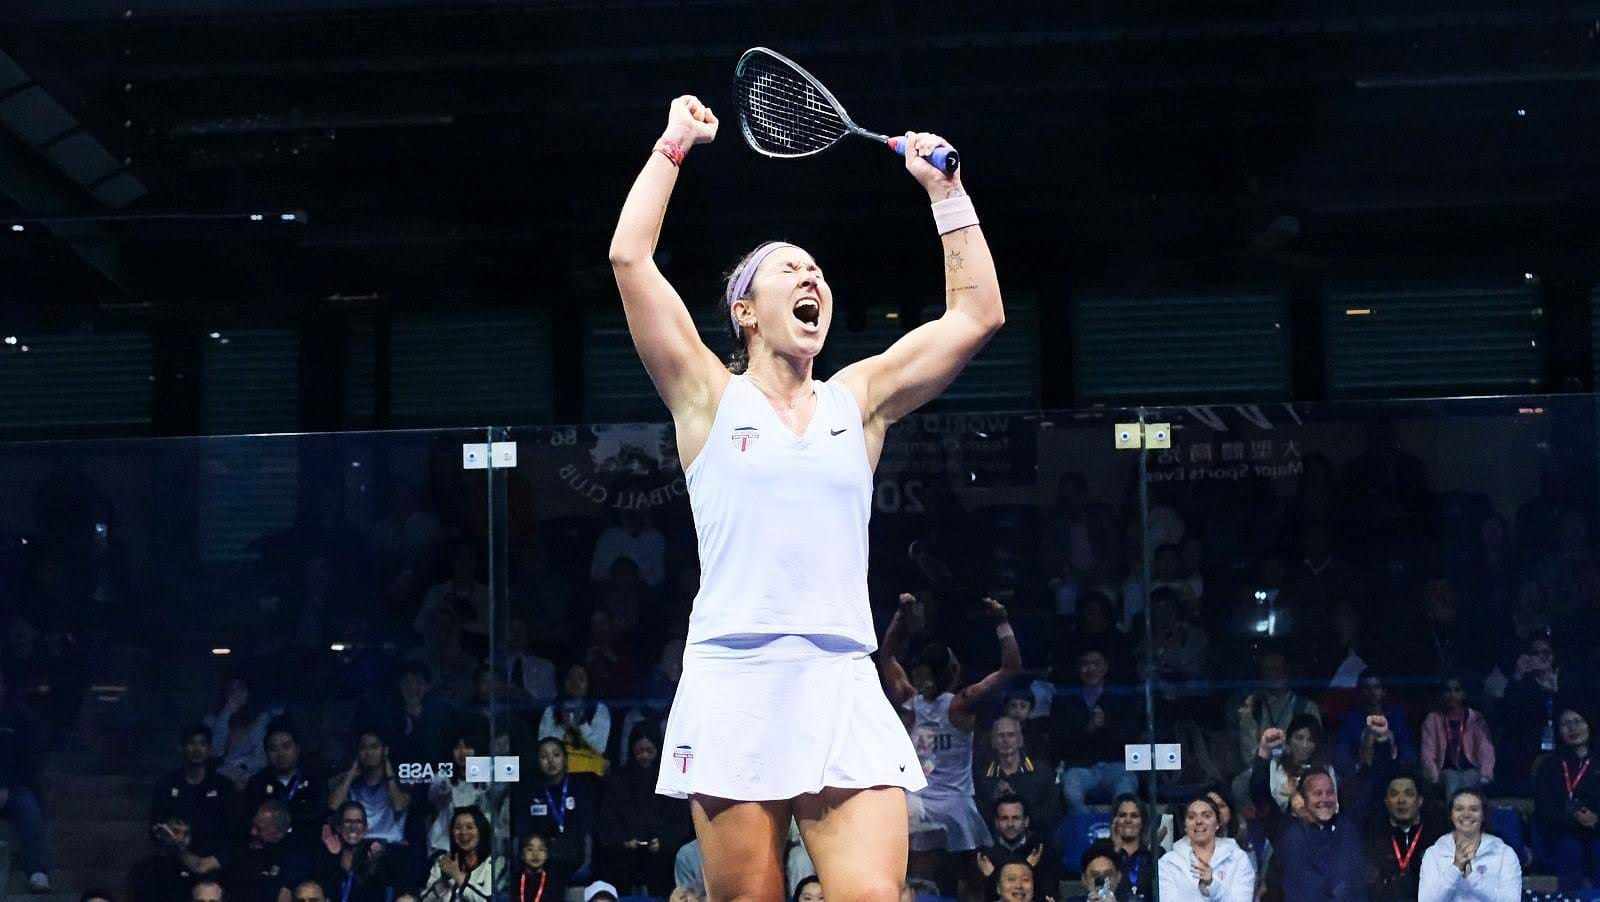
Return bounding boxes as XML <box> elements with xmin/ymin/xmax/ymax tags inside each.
<box><xmin>590</xmin><ymin>506</ymin><xmax>666</xmax><ymax>591</ymax></box>
<box><xmin>1418</xmin><ymin>788</ymin><xmax>1521</xmax><ymax>901</ymax></box>
<box><xmin>205</xmin><ymin>675</ymin><xmax>281</xmax><ymax>789</ymax></box>
<box><xmin>1534</xmin><ymin>706</ymin><xmax>1600</xmax><ymax>890</ymax></box>
<box><xmin>1250</xmin><ymin>737</ymin><xmax>1365</xmax><ymax>902</ymax></box>
<box><xmin>1135</xmin><ymin>589</ymin><xmax>1209</xmax><ymax>700</ymax></box>
<box><xmin>1157</xmin><ymin>796</ymin><xmax>1254</xmax><ymax>902</ymax></box>
<box><xmin>992</xmin><ymin>860</ymin><xmax>1036</xmax><ymax>902</ymax></box>
<box><xmin>1333</xmin><ymin>673</ymin><xmax>1415</xmax><ymax>775</ymax></box>
<box><xmin>1502</xmin><ymin>634</ymin><xmax>1576</xmax><ymax>793</ymax></box>
<box><xmin>152</xmin><ymin>723</ymin><xmax>236</xmax><ymax>860</ymax></box>
<box><xmin>597</xmin><ymin>724</ymin><xmax>690</xmax><ymax>895</ymax></box>
<box><xmin>313</xmin><ymin>801</ymin><xmax>401</xmax><ymax>902</ymax></box>
<box><xmin>243</xmin><ymin>718</ymin><xmax>325</xmax><ymax>845</ymax></box>
<box><xmin>976</xmin><ymin>795</ymin><xmax>1052</xmax><ymax>894</ymax></box>
<box><xmin>226</xmin><ymin>800</ymin><xmax>313</xmax><ymax>902</ymax></box>
<box><xmin>291</xmin><ymin>882</ymin><xmax>325</xmax><ymax>902</ymax></box>
<box><xmin>1366</xmin><ymin>771</ymin><xmax>1445</xmax><ymax>902</ymax></box>
<box><xmin>1228</xmin><ymin>650</ymin><xmax>1321</xmax><ymax>799</ymax></box>
<box><xmin>358</xmin><ymin>662</ymin><xmax>453</xmax><ymax>776</ymax></box>
<box><xmin>975</xmin><ymin>716</ymin><xmax>1058</xmax><ymax>828</ymax></box>
<box><xmin>410</xmin><ymin>608</ymin><xmax>478</xmax><ymax>706</ymax></box>
<box><xmin>191</xmin><ymin>879</ymin><xmax>225</xmax><ymax>902</ymax></box>
<box><xmin>1055</xmin><ymin>594</ymin><xmax>1134</xmax><ymax>688</ymax></box>
<box><xmin>128</xmin><ymin>817</ymin><xmax>210</xmax><ymax>902</ymax></box>
<box><xmin>584</xmin><ymin>881</ymin><xmax>620</xmax><ymax>902</ymax></box>
<box><xmin>327</xmin><ymin>729</ymin><xmax>410</xmax><ymax>844</ymax></box>
<box><xmin>1000</xmin><ymin>691</ymin><xmax>1055</xmax><ymax>769</ymax></box>
<box><xmin>1053</xmin><ymin>648</ymin><xmax>1139</xmax><ymax>815</ymax></box>
<box><xmin>1107</xmin><ymin>795</ymin><xmax>1156</xmax><ymax>900</ymax></box>
<box><xmin>511</xmin><ymin>834</ymin><xmax>564</xmax><ymax>902</ymax></box>
<box><xmin>497</xmin><ymin>616</ymin><xmax>558</xmax><ymax>708</ymax></box>
<box><xmin>1079</xmin><ymin>840</ymin><xmax>1126</xmax><ymax>901</ymax></box>
<box><xmin>513</xmin><ymin>738</ymin><xmax>597</xmax><ymax>884</ymax></box>
<box><xmin>1238</xmin><ymin>714</ymin><xmax>1328</xmax><ymax>816</ymax></box>
<box><xmin>615</xmin><ymin>639</ymin><xmax>685</xmax><ymax>767</ymax></box>
<box><xmin>0</xmin><ymin>670</ymin><xmax>52</xmax><ymax>892</ymax></box>
<box><xmin>1420</xmin><ymin>676</ymin><xmax>1494</xmax><ymax>801</ymax></box>
<box><xmin>420</xmin><ymin>806</ymin><xmax>506</xmax><ymax>901</ymax></box>
<box><xmin>792</xmin><ymin>875</ymin><xmax>823</xmax><ymax>902</ymax></box>
<box><xmin>414</xmin><ymin>540</ymin><xmax>490</xmax><ymax>647</ymax></box>
<box><xmin>426</xmin><ymin>727</ymin><xmax>509</xmax><ymax>855</ymax></box>
<box><xmin>582</xmin><ymin>610</ymin><xmax>637</xmax><ymax>702</ymax></box>
<box><xmin>537</xmin><ymin>662</ymin><xmax>612</xmax><ymax>777</ymax></box>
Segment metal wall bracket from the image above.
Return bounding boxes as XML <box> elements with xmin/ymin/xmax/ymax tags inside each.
<box><xmin>462</xmin><ymin>441</ymin><xmax>518</xmax><ymax>470</ymax></box>
<box><xmin>1113</xmin><ymin>423</ymin><xmax>1171</xmax><ymax>450</ymax></box>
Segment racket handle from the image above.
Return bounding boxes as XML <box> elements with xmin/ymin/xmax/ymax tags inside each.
<box><xmin>887</xmin><ymin>137</ymin><xmax>959</xmax><ymax>176</ymax></box>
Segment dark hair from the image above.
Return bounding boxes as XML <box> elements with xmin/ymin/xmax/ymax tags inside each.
<box><xmin>991</xmin><ymin>792</ymin><xmax>1028</xmax><ymax>821</ymax></box>
<box><xmin>555</xmin><ymin>662</ymin><xmax>599</xmax><ymax>725</ymax></box>
<box><xmin>262</xmin><ymin>716</ymin><xmax>298</xmax><ymax>751</ymax></box>
<box><xmin>1447</xmin><ymin>787</ymin><xmax>1493</xmax><ymax>834</ymax></box>
<box><xmin>1182</xmin><ymin>794</ymin><xmax>1223</xmax><ymax>836</ymax></box>
<box><xmin>915</xmin><ymin>643</ymin><xmax>959</xmax><ymax>691</ymax></box>
<box><xmin>791</xmin><ymin>875</ymin><xmax>821</xmax><ymax>902</ymax></box>
<box><xmin>355</xmin><ymin>727</ymin><xmax>388</xmax><ymax>749</ymax></box>
<box><xmin>449</xmin><ymin>805</ymin><xmax>494</xmax><ymax>858</ymax></box>
<box><xmin>627</xmin><ymin>723</ymin><xmax>663</xmax><ymax>762</ymax></box>
<box><xmin>181</xmin><ymin>722</ymin><xmax>211</xmax><ymax>745</ymax></box>
<box><xmin>1385</xmin><ymin>769</ymin><xmax>1423</xmax><ymax>796</ymax></box>
<box><xmin>1285</xmin><ymin>713</ymin><xmax>1323</xmax><ymax>753</ymax></box>
<box><xmin>1112</xmin><ymin>793</ymin><xmax>1145</xmax><ymax>822</ymax></box>
<box><xmin>1080</xmin><ymin>839</ymin><xmax>1122</xmax><ymax>875</ymax></box>
<box><xmin>1295</xmin><ymin>765</ymin><xmax>1336</xmax><ymax>800</ymax></box>
<box><xmin>988</xmin><ymin>860</ymin><xmax>1034</xmax><ymax>900</ymax></box>
<box><xmin>336</xmin><ymin>800</ymin><xmax>368</xmax><ymax>826</ymax></box>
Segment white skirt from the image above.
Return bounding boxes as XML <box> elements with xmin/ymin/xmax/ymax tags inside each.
<box><xmin>657</xmin><ymin>634</ymin><xmax>929</xmax><ymax>801</ymax></box>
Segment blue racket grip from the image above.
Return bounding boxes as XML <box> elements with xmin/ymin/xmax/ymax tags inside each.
<box><xmin>887</xmin><ymin>137</ymin><xmax>959</xmax><ymax>176</ymax></box>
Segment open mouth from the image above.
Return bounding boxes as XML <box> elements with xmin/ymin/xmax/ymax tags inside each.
<box><xmin>793</xmin><ymin>297</ymin><xmax>821</xmax><ymax>330</ymax></box>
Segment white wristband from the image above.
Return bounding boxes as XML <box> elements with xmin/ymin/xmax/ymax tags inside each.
<box><xmin>932</xmin><ymin>194</ymin><xmax>978</xmax><ymax>235</ymax></box>
<box><xmin>995</xmin><ymin>622</ymin><xmax>1014</xmax><ymax>640</ymax></box>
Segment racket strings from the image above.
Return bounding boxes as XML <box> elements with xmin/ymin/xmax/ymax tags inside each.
<box><xmin>735</xmin><ymin>57</ymin><xmax>848</xmax><ymax>155</ymax></box>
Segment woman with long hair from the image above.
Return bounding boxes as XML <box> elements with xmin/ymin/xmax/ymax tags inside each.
<box><xmin>610</xmin><ymin>91</ymin><xmax>1003</xmax><ymax>902</ymax></box>
<box><xmin>1420</xmin><ymin>676</ymin><xmax>1495</xmax><ymax>801</ymax></box>
<box><xmin>536</xmin><ymin>662</ymin><xmax>611</xmax><ymax>776</ymax></box>
<box><xmin>421</xmin><ymin>806</ymin><xmax>505</xmax><ymax>902</ymax></box>
<box><xmin>1418</xmin><ymin>788</ymin><xmax>1521</xmax><ymax>901</ymax></box>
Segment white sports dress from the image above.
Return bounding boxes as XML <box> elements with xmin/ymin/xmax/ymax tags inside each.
<box><xmin>907</xmin><ymin>693</ymin><xmax>992</xmax><ymax>852</ymax></box>
<box><xmin>656</xmin><ymin>374</ymin><xmax>927</xmax><ymax>801</ymax></box>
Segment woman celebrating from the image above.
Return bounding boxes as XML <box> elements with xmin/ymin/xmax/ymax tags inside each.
<box><xmin>1108</xmin><ymin>795</ymin><xmax>1156</xmax><ymax>900</ymax></box>
<box><xmin>421</xmin><ymin>806</ymin><xmax>506</xmax><ymax>902</ymax></box>
<box><xmin>609</xmin><ymin>91</ymin><xmax>1003</xmax><ymax>902</ymax></box>
<box><xmin>1156</xmin><ymin>796</ymin><xmax>1254</xmax><ymax>902</ymax></box>
<box><xmin>1418</xmin><ymin>788</ymin><xmax>1521</xmax><ymax>901</ymax></box>
<box><xmin>1533</xmin><ymin>707</ymin><xmax>1600</xmax><ymax>889</ymax></box>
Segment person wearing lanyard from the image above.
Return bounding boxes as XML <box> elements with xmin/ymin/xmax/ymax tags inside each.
<box><xmin>1108</xmin><ymin>795</ymin><xmax>1155</xmax><ymax>901</ymax></box>
<box><xmin>1365</xmin><ymin>773</ymin><xmax>1446</xmax><ymax>902</ymax></box>
<box><xmin>513</xmin><ymin>834</ymin><xmax>564</xmax><ymax>902</ymax></box>
<box><xmin>1534</xmin><ymin>707</ymin><xmax>1600</xmax><ymax>890</ymax></box>
<box><xmin>513</xmin><ymin>738</ymin><xmax>596</xmax><ymax>884</ymax></box>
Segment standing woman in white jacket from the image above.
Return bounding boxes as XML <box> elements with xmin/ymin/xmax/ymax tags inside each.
<box><xmin>1158</xmin><ymin>796</ymin><xmax>1255</xmax><ymax>902</ymax></box>
<box><xmin>1419</xmin><ymin>788</ymin><xmax>1522</xmax><ymax>902</ymax></box>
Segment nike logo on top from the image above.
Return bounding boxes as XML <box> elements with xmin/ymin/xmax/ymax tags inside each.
<box><xmin>830</xmin><ymin>428</ymin><xmax>847</xmax><ymax>436</ymax></box>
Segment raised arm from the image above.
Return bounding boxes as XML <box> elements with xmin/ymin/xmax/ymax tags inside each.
<box><xmin>608</xmin><ymin>96</ymin><xmax>729</xmax><ymax>422</ymax></box>
<box><xmin>878</xmin><ymin>593</ymin><xmax>920</xmax><ymax>707</ymax></box>
<box><xmin>949</xmin><ymin>598</ymin><xmax>1023</xmax><ymax>731</ymax></box>
<box><xmin>835</xmin><ymin>132</ymin><xmax>1004</xmax><ymax>431</ymax></box>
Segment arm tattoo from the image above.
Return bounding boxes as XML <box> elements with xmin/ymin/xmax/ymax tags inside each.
<box><xmin>945</xmin><ymin>247</ymin><xmax>966</xmax><ymax>274</ymax></box>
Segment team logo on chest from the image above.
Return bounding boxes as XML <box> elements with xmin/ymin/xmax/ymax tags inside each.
<box><xmin>731</xmin><ymin>426</ymin><xmax>760</xmax><ymax>453</ymax></box>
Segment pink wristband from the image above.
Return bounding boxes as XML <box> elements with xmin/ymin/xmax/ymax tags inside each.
<box><xmin>654</xmin><ymin>136</ymin><xmax>686</xmax><ymax>168</ymax></box>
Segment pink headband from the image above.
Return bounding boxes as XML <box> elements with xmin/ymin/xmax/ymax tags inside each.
<box><xmin>725</xmin><ymin>242</ymin><xmax>795</xmax><ymax>339</ymax></box>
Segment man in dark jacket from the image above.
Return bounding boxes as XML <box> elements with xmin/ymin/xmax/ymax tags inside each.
<box><xmin>241</xmin><ymin>718</ymin><xmax>325</xmax><ymax>851</ymax></box>
<box><xmin>0</xmin><ymin>670</ymin><xmax>52</xmax><ymax>891</ymax></box>
<box><xmin>976</xmin><ymin>794</ymin><xmax>1057</xmax><ymax>896</ymax></box>
<box><xmin>1052</xmin><ymin>648</ymin><xmax>1140</xmax><ymax>815</ymax></box>
<box><xmin>1363</xmin><ymin>771</ymin><xmax>1445</xmax><ymax>902</ymax></box>
<box><xmin>153</xmin><ymin>723</ymin><xmax>237</xmax><ymax>859</ymax></box>
<box><xmin>1252</xmin><ymin>722</ymin><xmax>1383</xmax><ymax>902</ymax></box>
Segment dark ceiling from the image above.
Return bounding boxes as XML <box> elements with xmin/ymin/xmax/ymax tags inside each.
<box><xmin>1</xmin><ymin>1</ymin><xmax>1599</xmax><ymax>326</ymax></box>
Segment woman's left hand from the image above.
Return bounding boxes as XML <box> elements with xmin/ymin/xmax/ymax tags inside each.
<box><xmin>900</xmin><ymin>131</ymin><xmax>963</xmax><ymax>199</ymax></box>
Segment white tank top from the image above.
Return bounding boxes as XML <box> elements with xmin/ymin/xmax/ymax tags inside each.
<box><xmin>683</xmin><ymin>374</ymin><xmax>875</xmax><ymax>649</ymax></box>
<box><xmin>910</xmin><ymin>692</ymin><xmax>975</xmax><ymax>797</ymax></box>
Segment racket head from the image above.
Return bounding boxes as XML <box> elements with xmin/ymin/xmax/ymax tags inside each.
<box><xmin>733</xmin><ymin>46</ymin><xmax>858</xmax><ymax>159</ymax></box>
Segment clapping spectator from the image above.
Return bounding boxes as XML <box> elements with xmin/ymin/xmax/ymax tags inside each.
<box><xmin>976</xmin><ymin>795</ymin><xmax>1052</xmax><ymax>896</ymax></box>
<box><xmin>421</xmin><ymin>806</ymin><xmax>506</xmax><ymax>901</ymax></box>
<box><xmin>538</xmin><ymin>663</ymin><xmax>612</xmax><ymax>778</ymax></box>
<box><xmin>1418</xmin><ymin>788</ymin><xmax>1521</xmax><ymax>902</ymax></box>
<box><xmin>426</xmin><ymin>727</ymin><xmax>509</xmax><ymax>856</ymax></box>
<box><xmin>1107</xmin><ymin>796</ymin><xmax>1156</xmax><ymax>900</ymax></box>
<box><xmin>1157</xmin><ymin>797</ymin><xmax>1254</xmax><ymax>902</ymax></box>
<box><xmin>313</xmin><ymin>801</ymin><xmax>401</xmax><ymax>901</ymax></box>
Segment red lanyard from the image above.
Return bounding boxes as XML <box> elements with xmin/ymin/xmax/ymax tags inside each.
<box><xmin>1564</xmin><ymin>758</ymin><xmax>1592</xmax><ymax>799</ymax></box>
<box><xmin>1391</xmin><ymin>825</ymin><xmax>1423</xmax><ymax>874</ymax></box>
<box><xmin>520</xmin><ymin>871</ymin><xmax>548</xmax><ymax>902</ymax></box>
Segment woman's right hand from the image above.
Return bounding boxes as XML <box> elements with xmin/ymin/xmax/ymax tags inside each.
<box><xmin>1257</xmin><ymin>727</ymin><xmax>1286</xmax><ymax>760</ymax></box>
<box><xmin>665</xmin><ymin>96</ymin><xmax>718</xmax><ymax>146</ymax></box>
